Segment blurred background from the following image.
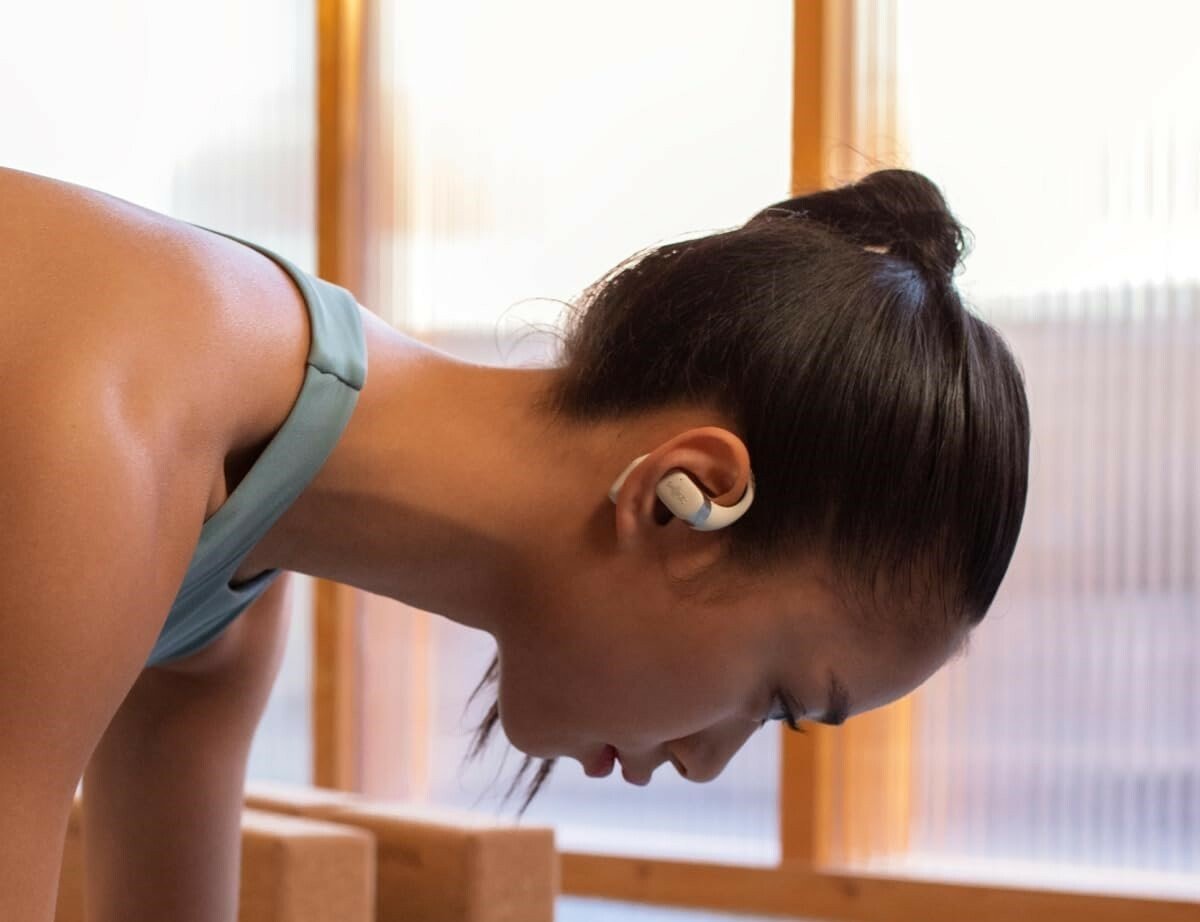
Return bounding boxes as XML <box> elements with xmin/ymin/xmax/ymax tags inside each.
<box><xmin>4</xmin><ymin>1</ymin><xmax>1196</xmax><ymax>919</ymax></box>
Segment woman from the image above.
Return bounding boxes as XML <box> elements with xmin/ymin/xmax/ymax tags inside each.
<box><xmin>0</xmin><ymin>164</ymin><xmax>1029</xmax><ymax>921</ymax></box>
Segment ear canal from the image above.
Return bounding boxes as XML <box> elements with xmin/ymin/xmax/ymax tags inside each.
<box><xmin>608</xmin><ymin>455</ymin><xmax>755</xmax><ymax>531</ymax></box>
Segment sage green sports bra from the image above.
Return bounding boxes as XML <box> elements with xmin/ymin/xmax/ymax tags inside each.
<box><xmin>145</xmin><ymin>224</ymin><xmax>367</xmax><ymax>667</ymax></box>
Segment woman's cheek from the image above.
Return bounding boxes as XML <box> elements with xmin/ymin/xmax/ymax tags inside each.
<box><xmin>494</xmin><ymin>655</ymin><xmax>578</xmax><ymax>759</ymax></box>
<box><xmin>494</xmin><ymin>670</ymin><xmax>543</xmax><ymax>756</ymax></box>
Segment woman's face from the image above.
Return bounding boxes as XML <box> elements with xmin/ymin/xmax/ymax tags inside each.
<box><xmin>492</xmin><ymin>537</ymin><xmax>961</xmax><ymax>786</ymax></box>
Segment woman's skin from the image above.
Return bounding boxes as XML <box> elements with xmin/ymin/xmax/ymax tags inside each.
<box><xmin>47</xmin><ymin>158</ymin><xmax>962</xmax><ymax>787</ymax></box>
<box><xmin>2</xmin><ymin>164</ymin><xmax>965</xmax><ymax>786</ymax></box>
<box><xmin>5</xmin><ymin>171</ymin><xmax>963</xmax><ymax>775</ymax></box>
<box><xmin>241</xmin><ymin>306</ymin><xmax>966</xmax><ymax>785</ymax></box>
<box><xmin>2</xmin><ymin>166</ymin><xmax>967</xmax><ymax>919</ymax></box>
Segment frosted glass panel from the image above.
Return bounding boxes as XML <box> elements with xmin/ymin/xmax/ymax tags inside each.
<box><xmin>361</xmin><ymin>0</ymin><xmax>793</xmax><ymax>864</ymax></box>
<box><xmin>1</xmin><ymin>0</ymin><xmax>317</xmax><ymax>785</ymax></box>
<box><xmin>825</xmin><ymin>0</ymin><xmax>1200</xmax><ymax>898</ymax></box>
<box><xmin>888</xmin><ymin>289</ymin><xmax>1199</xmax><ymax>896</ymax></box>
<box><xmin>893</xmin><ymin>0</ymin><xmax>1200</xmax><ymax>299</ymax></box>
<box><xmin>366</xmin><ymin>0</ymin><xmax>794</xmax><ymax>337</ymax></box>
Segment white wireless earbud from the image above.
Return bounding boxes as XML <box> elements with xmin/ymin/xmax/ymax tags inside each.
<box><xmin>607</xmin><ymin>453</ymin><xmax>755</xmax><ymax>531</ymax></box>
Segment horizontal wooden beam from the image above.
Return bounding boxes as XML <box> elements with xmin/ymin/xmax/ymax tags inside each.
<box><xmin>561</xmin><ymin>851</ymin><xmax>1198</xmax><ymax>922</ymax></box>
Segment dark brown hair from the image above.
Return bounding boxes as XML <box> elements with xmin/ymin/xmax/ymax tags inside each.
<box><xmin>463</xmin><ymin>168</ymin><xmax>1031</xmax><ymax>819</ymax></box>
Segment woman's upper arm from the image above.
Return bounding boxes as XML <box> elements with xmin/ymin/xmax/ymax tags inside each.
<box><xmin>0</xmin><ymin>386</ymin><xmax>198</xmax><ymax>920</ymax></box>
<box><xmin>80</xmin><ymin>569</ymin><xmax>295</xmax><ymax>922</ymax></box>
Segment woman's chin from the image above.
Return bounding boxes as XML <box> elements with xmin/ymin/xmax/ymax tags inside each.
<box><xmin>493</xmin><ymin>698</ymin><xmax>588</xmax><ymax>762</ymax></box>
<box><xmin>497</xmin><ymin>721</ymin><xmax>560</xmax><ymax>762</ymax></box>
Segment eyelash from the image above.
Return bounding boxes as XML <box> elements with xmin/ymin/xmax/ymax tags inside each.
<box><xmin>762</xmin><ymin>689</ymin><xmax>806</xmax><ymax>733</ymax></box>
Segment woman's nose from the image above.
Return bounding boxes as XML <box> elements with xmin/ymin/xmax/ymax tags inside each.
<box><xmin>671</xmin><ymin>717</ymin><xmax>759</xmax><ymax>783</ymax></box>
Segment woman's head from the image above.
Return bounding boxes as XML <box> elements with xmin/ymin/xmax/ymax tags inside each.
<box><xmin>464</xmin><ymin>168</ymin><xmax>1030</xmax><ymax>817</ymax></box>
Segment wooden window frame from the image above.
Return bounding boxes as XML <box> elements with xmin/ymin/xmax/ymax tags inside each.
<box><xmin>313</xmin><ymin>0</ymin><xmax>368</xmax><ymax>791</ymax></box>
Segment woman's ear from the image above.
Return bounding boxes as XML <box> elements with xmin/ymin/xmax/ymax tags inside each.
<box><xmin>656</xmin><ymin>427</ymin><xmax>752</xmax><ymax>512</ymax></box>
<box><xmin>609</xmin><ymin>426</ymin><xmax>750</xmax><ymax>549</ymax></box>
<box><xmin>609</xmin><ymin>455</ymin><xmax>660</xmax><ymax>551</ymax></box>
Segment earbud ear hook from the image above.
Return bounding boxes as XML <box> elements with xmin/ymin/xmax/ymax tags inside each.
<box><xmin>608</xmin><ymin>453</ymin><xmax>755</xmax><ymax>532</ymax></box>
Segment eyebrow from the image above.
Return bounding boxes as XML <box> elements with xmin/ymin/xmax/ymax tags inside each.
<box><xmin>813</xmin><ymin>669</ymin><xmax>851</xmax><ymax>726</ymax></box>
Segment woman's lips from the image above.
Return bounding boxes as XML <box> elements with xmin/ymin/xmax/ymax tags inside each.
<box><xmin>584</xmin><ymin>744</ymin><xmax>617</xmax><ymax>778</ymax></box>
<box><xmin>583</xmin><ymin>745</ymin><xmax>659</xmax><ymax>785</ymax></box>
<box><xmin>620</xmin><ymin>756</ymin><xmax>653</xmax><ymax>786</ymax></box>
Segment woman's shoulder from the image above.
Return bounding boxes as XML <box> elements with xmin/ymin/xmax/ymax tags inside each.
<box><xmin>0</xmin><ymin>166</ymin><xmax>311</xmax><ymax>528</ymax></box>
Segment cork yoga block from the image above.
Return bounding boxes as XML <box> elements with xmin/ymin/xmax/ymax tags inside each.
<box><xmin>244</xmin><ymin>781</ymin><xmax>559</xmax><ymax>922</ymax></box>
<box><xmin>56</xmin><ymin>794</ymin><xmax>375</xmax><ymax>922</ymax></box>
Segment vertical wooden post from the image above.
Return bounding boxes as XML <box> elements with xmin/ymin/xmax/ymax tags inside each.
<box><xmin>780</xmin><ymin>0</ymin><xmax>834</xmax><ymax>867</ymax></box>
<box><xmin>314</xmin><ymin>0</ymin><xmax>369</xmax><ymax>790</ymax></box>
<box><xmin>318</xmin><ymin>0</ymin><xmax>368</xmax><ymax>289</ymax></box>
<box><xmin>791</xmin><ymin>0</ymin><xmax>828</xmax><ymax>197</ymax></box>
<box><xmin>782</xmin><ymin>0</ymin><xmax>913</xmax><ymax>870</ymax></box>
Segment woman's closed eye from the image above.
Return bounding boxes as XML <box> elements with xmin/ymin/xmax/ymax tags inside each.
<box><xmin>760</xmin><ymin>689</ymin><xmax>806</xmax><ymax>733</ymax></box>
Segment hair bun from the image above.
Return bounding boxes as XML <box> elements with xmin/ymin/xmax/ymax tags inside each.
<box><xmin>750</xmin><ymin>168</ymin><xmax>970</xmax><ymax>288</ymax></box>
